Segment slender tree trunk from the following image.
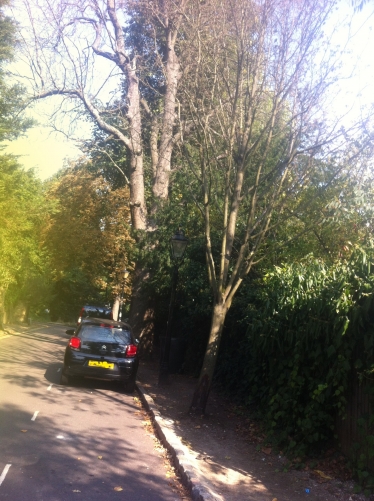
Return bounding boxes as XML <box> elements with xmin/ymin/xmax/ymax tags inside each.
<box><xmin>112</xmin><ymin>296</ymin><xmax>120</xmax><ymax>321</ymax></box>
<box><xmin>190</xmin><ymin>301</ymin><xmax>228</xmax><ymax>414</ymax></box>
<box><xmin>129</xmin><ymin>263</ymin><xmax>155</xmax><ymax>358</ymax></box>
<box><xmin>0</xmin><ymin>287</ymin><xmax>6</xmax><ymax>330</ymax></box>
<box><xmin>153</xmin><ymin>39</ymin><xmax>180</xmax><ymax>201</ymax></box>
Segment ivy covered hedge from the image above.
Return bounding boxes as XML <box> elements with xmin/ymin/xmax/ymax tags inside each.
<box><xmin>216</xmin><ymin>245</ymin><xmax>374</xmax><ymax>458</ymax></box>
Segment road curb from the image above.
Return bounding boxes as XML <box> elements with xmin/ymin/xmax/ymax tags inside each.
<box><xmin>136</xmin><ymin>382</ymin><xmax>223</xmax><ymax>501</ymax></box>
<box><xmin>0</xmin><ymin>323</ymin><xmax>65</xmax><ymax>340</ymax></box>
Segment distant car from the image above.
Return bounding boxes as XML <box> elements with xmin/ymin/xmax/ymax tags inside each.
<box><xmin>77</xmin><ymin>305</ymin><xmax>113</xmax><ymax>324</ymax></box>
<box><xmin>61</xmin><ymin>318</ymin><xmax>139</xmax><ymax>392</ymax></box>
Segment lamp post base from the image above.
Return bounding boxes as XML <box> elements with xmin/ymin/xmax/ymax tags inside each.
<box><xmin>158</xmin><ymin>370</ymin><xmax>170</xmax><ymax>386</ymax></box>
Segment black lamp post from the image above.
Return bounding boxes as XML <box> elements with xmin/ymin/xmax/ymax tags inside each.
<box><xmin>158</xmin><ymin>229</ymin><xmax>188</xmax><ymax>385</ymax></box>
<box><xmin>118</xmin><ymin>268</ymin><xmax>129</xmax><ymax>322</ymax></box>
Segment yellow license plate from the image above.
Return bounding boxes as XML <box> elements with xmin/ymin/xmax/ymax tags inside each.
<box><xmin>88</xmin><ymin>360</ymin><xmax>114</xmax><ymax>369</ymax></box>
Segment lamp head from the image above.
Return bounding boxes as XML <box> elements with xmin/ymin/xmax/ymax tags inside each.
<box><xmin>170</xmin><ymin>229</ymin><xmax>188</xmax><ymax>260</ymax></box>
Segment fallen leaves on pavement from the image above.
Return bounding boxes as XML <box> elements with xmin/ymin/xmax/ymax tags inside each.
<box><xmin>261</xmin><ymin>447</ymin><xmax>272</xmax><ymax>455</ymax></box>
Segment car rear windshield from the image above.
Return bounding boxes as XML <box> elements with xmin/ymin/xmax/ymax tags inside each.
<box><xmin>80</xmin><ymin>326</ymin><xmax>132</xmax><ymax>344</ymax></box>
<box><xmin>82</xmin><ymin>308</ymin><xmax>111</xmax><ymax>318</ymax></box>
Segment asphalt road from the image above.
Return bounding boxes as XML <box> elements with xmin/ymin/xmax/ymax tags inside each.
<box><xmin>0</xmin><ymin>324</ymin><xmax>181</xmax><ymax>501</ymax></box>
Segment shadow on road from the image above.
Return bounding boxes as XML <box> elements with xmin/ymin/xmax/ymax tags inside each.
<box><xmin>44</xmin><ymin>362</ymin><xmax>63</xmax><ymax>385</ymax></box>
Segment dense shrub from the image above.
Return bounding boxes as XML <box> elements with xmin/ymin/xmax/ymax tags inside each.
<box><xmin>215</xmin><ymin>245</ymin><xmax>374</xmax><ymax>457</ymax></box>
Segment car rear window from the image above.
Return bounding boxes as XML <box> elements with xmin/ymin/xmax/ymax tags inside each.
<box><xmin>80</xmin><ymin>326</ymin><xmax>132</xmax><ymax>344</ymax></box>
<box><xmin>82</xmin><ymin>308</ymin><xmax>112</xmax><ymax>319</ymax></box>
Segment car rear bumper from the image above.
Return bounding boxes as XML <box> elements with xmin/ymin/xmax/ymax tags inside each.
<box><xmin>64</xmin><ymin>354</ymin><xmax>138</xmax><ymax>382</ymax></box>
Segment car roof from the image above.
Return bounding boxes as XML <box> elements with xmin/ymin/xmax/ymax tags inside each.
<box><xmin>81</xmin><ymin>305</ymin><xmax>111</xmax><ymax>311</ymax></box>
<box><xmin>79</xmin><ymin>317</ymin><xmax>132</xmax><ymax>331</ymax></box>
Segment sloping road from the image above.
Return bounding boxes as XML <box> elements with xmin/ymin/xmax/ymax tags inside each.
<box><xmin>0</xmin><ymin>324</ymin><xmax>182</xmax><ymax>500</ymax></box>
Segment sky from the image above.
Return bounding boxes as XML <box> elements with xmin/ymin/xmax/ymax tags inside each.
<box><xmin>3</xmin><ymin>0</ymin><xmax>374</xmax><ymax>181</ymax></box>
<box><xmin>4</xmin><ymin>122</ymin><xmax>83</xmax><ymax>180</ymax></box>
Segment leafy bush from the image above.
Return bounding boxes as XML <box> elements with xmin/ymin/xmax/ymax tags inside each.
<box><xmin>216</xmin><ymin>244</ymin><xmax>374</xmax><ymax>458</ymax></box>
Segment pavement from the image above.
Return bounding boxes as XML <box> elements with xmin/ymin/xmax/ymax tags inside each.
<box><xmin>137</xmin><ymin>381</ymin><xmax>219</xmax><ymax>501</ymax></box>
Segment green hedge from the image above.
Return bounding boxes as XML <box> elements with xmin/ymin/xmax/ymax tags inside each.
<box><xmin>215</xmin><ymin>245</ymin><xmax>374</xmax><ymax>458</ymax></box>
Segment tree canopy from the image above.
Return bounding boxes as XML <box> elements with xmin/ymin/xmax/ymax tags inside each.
<box><xmin>0</xmin><ymin>0</ymin><xmax>42</xmax><ymax>325</ymax></box>
<box><xmin>44</xmin><ymin>163</ymin><xmax>134</xmax><ymax>320</ymax></box>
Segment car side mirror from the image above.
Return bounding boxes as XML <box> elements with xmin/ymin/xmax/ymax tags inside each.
<box><xmin>66</xmin><ymin>329</ymin><xmax>75</xmax><ymax>336</ymax></box>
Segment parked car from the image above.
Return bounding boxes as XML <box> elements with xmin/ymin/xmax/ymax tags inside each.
<box><xmin>77</xmin><ymin>305</ymin><xmax>113</xmax><ymax>324</ymax></box>
<box><xmin>61</xmin><ymin>318</ymin><xmax>139</xmax><ymax>392</ymax></box>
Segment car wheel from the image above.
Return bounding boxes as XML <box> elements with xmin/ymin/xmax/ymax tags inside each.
<box><xmin>123</xmin><ymin>377</ymin><xmax>136</xmax><ymax>393</ymax></box>
<box><xmin>60</xmin><ymin>370</ymin><xmax>70</xmax><ymax>385</ymax></box>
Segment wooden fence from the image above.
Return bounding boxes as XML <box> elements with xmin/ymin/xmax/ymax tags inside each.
<box><xmin>336</xmin><ymin>374</ymin><xmax>374</xmax><ymax>469</ymax></box>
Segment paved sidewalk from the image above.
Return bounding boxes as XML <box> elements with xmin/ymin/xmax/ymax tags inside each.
<box><xmin>136</xmin><ymin>361</ymin><xmax>367</xmax><ymax>501</ymax></box>
<box><xmin>137</xmin><ymin>381</ymin><xmax>221</xmax><ymax>501</ymax></box>
<box><xmin>0</xmin><ymin>323</ymin><xmax>32</xmax><ymax>339</ymax></box>
<box><xmin>1</xmin><ymin>322</ymin><xmax>53</xmax><ymax>337</ymax></box>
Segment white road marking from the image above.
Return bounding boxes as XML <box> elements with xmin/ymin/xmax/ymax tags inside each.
<box><xmin>31</xmin><ymin>411</ymin><xmax>39</xmax><ymax>421</ymax></box>
<box><xmin>56</xmin><ymin>435</ymin><xmax>64</xmax><ymax>439</ymax></box>
<box><xmin>47</xmin><ymin>384</ymin><xmax>53</xmax><ymax>391</ymax></box>
<box><xmin>0</xmin><ymin>464</ymin><xmax>11</xmax><ymax>486</ymax></box>
<box><xmin>57</xmin><ymin>368</ymin><xmax>61</xmax><ymax>373</ymax></box>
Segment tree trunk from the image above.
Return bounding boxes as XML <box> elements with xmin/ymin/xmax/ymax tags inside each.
<box><xmin>153</xmin><ymin>38</ymin><xmax>180</xmax><ymax>201</ymax></box>
<box><xmin>112</xmin><ymin>296</ymin><xmax>120</xmax><ymax>322</ymax></box>
<box><xmin>129</xmin><ymin>263</ymin><xmax>155</xmax><ymax>359</ymax></box>
<box><xmin>0</xmin><ymin>287</ymin><xmax>5</xmax><ymax>330</ymax></box>
<box><xmin>190</xmin><ymin>301</ymin><xmax>228</xmax><ymax>414</ymax></box>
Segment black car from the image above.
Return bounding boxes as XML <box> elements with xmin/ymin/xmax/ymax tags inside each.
<box><xmin>77</xmin><ymin>305</ymin><xmax>113</xmax><ymax>325</ymax></box>
<box><xmin>61</xmin><ymin>318</ymin><xmax>139</xmax><ymax>392</ymax></box>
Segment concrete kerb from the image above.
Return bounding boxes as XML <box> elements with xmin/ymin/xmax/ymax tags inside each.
<box><xmin>1</xmin><ymin>322</ymin><xmax>65</xmax><ymax>339</ymax></box>
<box><xmin>0</xmin><ymin>325</ymin><xmax>27</xmax><ymax>339</ymax></box>
<box><xmin>136</xmin><ymin>382</ymin><xmax>223</xmax><ymax>501</ymax></box>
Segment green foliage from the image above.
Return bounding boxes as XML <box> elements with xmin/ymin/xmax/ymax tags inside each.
<box><xmin>0</xmin><ymin>1</ymin><xmax>34</xmax><ymax>141</ymax></box>
<box><xmin>215</xmin><ymin>244</ymin><xmax>374</xmax><ymax>462</ymax></box>
<box><xmin>0</xmin><ymin>2</ymin><xmax>43</xmax><ymax>323</ymax></box>
<box><xmin>48</xmin><ymin>267</ymin><xmax>105</xmax><ymax>322</ymax></box>
<box><xmin>0</xmin><ymin>156</ymin><xmax>49</xmax><ymax>320</ymax></box>
<box><xmin>44</xmin><ymin>164</ymin><xmax>134</xmax><ymax>320</ymax></box>
<box><xmin>0</xmin><ymin>0</ymin><xmax>16</xmax><ymax>64</ymax></box>
<box><xmin>132</xmin><ymin>168</ymin><xmax>212</xmax><ymax>371</ymax></box>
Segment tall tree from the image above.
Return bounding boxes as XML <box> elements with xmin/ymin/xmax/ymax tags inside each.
<box><xmin>0</xmin><ymin>157</ymin><xmax>46</xmax><ymax>325</ymax></box>
<box><xmin>0</xmin><ymin>0</ymin><xmax>40</xmax><ymax>326</ymax></box>
<box><xmin>0</xmin><ymin>0</ymin><xmax>32</xmax><ymax>139</ymax></box>
<box><xmin>17</xmin><ymin>0</ymin><xmax>192</xmax><ymax>342</ymax></box>
<box><xmin>44</xmin><ymin>163</ymin><xmax>134</xmax><ymax>320</ymax></box>
<box><xmin>178</xmin><ymin>0</ymin><xmax>374</xmax><ymax>413</ymax></box>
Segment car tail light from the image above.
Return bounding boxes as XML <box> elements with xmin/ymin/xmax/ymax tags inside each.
<box><xmin>69</xmin><ymin>337</ymin><xmax>81</xmax><ymax>350</ymax></box>
<box><xmin>125</xmin><ymin>344</ymin><xmax>137</xmax><ymax>357</ymax></box>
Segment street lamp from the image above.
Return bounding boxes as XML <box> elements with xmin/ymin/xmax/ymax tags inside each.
<box><xmin>118</xmin><ymin>268</ymin><xmax>130</xmax><ymax>323</ymax></box>
<box><xmin>159</xmin><ymin>229</ymin><xmax>188</xmax><ymax>385</ymax></box>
